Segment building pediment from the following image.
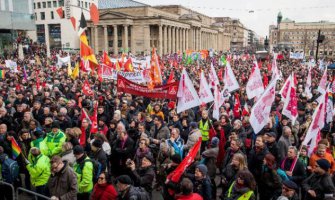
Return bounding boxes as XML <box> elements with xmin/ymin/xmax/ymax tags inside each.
<box><xmin>179</xmin><ymin>14</ymin><xmax>202</xmax><ymax>22</ymax></box>
<box><xmin>99</xmin><ymin>10</ymin><xmax>133</xmax><ymax>19</ymax></box>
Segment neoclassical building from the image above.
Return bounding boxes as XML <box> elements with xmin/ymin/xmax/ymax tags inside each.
<box><xmin>86</xmin><ymin>0</ymin><xmax>231</xmax><ymax>55</ymax></box>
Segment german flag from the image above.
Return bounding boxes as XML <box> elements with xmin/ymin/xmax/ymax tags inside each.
<box><xmin>79</xmin><ymin>12</ymin><xmax>98</xmax><ymax>66</ymax></box>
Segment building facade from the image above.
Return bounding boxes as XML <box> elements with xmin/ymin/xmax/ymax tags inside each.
<box><xmin>85</xmin><ymin>1</ymin><xmax>231</xmax><ymax>55</ymax></box>
<box><xmin>269</xmin><ymin>13</ymin><xmax>335</xmax><ymax>57</ymax></box>
<box><xmin>0</xmin><ymin>0</ymin><xmax>35</xmax><ymax>53</ymax></box>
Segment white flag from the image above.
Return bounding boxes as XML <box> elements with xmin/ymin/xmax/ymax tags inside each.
<box><xmin>213</xmin><ymin>86</ymin><xmax>221</xmax><ymax>120</ymax></box>
<box><xmin>208</xmin><ymin>63</ymin><xmax>220</xmax><ymax>88</ymax></box>
<box><xmin>224</xmin><ymin>62</ymin><xmax>240</xmax><ymax>92</ymax></box>
<box><xmin>317</xmin><ymin>67</ymin><xmax>328</xmax><ymax>94</ymax></box>
<box><xmin>57</xmin><ymin>55</ymin><xmax>71</xmax><ymax>67</ymax></box>
<box><xmin>326</xmin><ymin>86</ymin><xmax>334</xmax><ymax>123</ymax></box>
<box><xmin>177</xmin><ymin>68</ymin><xmax>201</xmax><ymax>113</ymax></box>
<box><xmin>250</xmin><ymin>78</ymin><xmax>277</xmax><ymax>134</ymax></box>
<box><xmin>282</xmin><ymin>73</ymin><xmax>298</xmax><ymax>124</ymax></box>
<box><xmin>199</xmin><ymin>71</ymin><xmax>214</xmax><ymax>104</ymax></box>
<box><xmin>279</xmin><ymin>74</ymin><xmax>292</xmax><ymax>100</ymax></box>
<box><xmin>246</xmin><ymin>61</ymin><xmax>264</xmax><ymax>99</ymax></box>
<box><xmin>305</xmin><ymin>66</ymin><xmax>313</xmax><ymax>99</ymax></box>
<box><xmin>271</xmin><ymin>54</ymin><xmax>281</xmax><ymax>80</ymax></box>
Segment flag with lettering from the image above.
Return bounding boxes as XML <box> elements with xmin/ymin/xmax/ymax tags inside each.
<box><xmin>250</xmin><ymin>78</ymin><xmax>277</xmax><ymax>134</ymax></box>
<box><xmin>208</xmin><ymin>63</ymin><xmax>220</xmax><ymax>88</ymax></box>
<box><xmin>318</xmin><ymin>66</ymin><xmax>328</xmax><ymax>94</ymax></box>
<box><xmin>305</xmin><ymin>66</ymin><xmax>313</xmax><ymax>99</ymax></box>
<box><xmin>82</xmin><ymin>80</ymin><xmax>94</xmax><ymax>96</ymax></box>
<box><xmin>177</xmin><ymin>68</ymin><xmax>201</xmax><ymax>113</ymax></box>
<box><xmin>199</xmin><ymin>71</ymin><xmax>214</xmax><ymax>104</ymax></box>
<box><xmin>279</xmin><ymin>74</ymin><xmax>291</xmax><ymax>100</ymax></box>
<box><xmin>282</xmin><ymin>73</ymin><xmax>298</xmax><ymax>124</ymax></box>
<box><xmin>213</xmin><ymin>85</ymin><xmax>221</xmax><ymax>120</ymax></box>
<box><xmin>246</xmin><ymin>61</ymin><xmax>264</xmax><ymax>99</ymax></box>
<box><xmin>223</xmin><ymin>62</ymin><xmax>239</xmax><ymax>92</ymax></box>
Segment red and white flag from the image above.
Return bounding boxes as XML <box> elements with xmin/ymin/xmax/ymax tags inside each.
<box><xmin>279</xmin><ymin>74</ymin><xmax>292</xmax><ymax>100</ymax></box>
<box><xmin>199</xmin><ymin>71</ymin><xmax>214</xmax><ymax>105</ymax></box>
<box><xmin>242</xmin><ymin>103</ymin><xmax>250</xmax><ymax>117</ymax></box>
<box><xmin>208</xmin><ymin>63</ymin><xmax>220</xmax><ymax>88</ymax></box>
<box><xmin>282</xmin><ymin>73</ymin><xmax>298</xmax><ymax>124</ymax></box>
<box><xmin>177</xmin><ymin>68</ymin><xmax>201</xmax><ymax>113</ymax></box>
<box><xmin>90</xmin><ymin>102</ymin><xmax>98</xmax><ymax>133</ymax></box>
<box><xmin>305</xmin><ymin>66</ymin><xmax>313</xmax><ymax>99</ymax></box>
<box><xmin>82</xmin><ymin>80</ymin><xmax>94</xmax><ymax>96</ymax></box>
<box><xmin>246</xmin><ymin>61</ymin><xmax>264</xmax><ymax>99</ymax></box>
<box><xmin>318</xmin><ymin>67</ymin><xmax>328</xmax><ymax>94</ymax></box>
<box><xmin>271</xmin><ymin>53</ymin><xmax>281</xmax><ymax>80</ymax></box>
<box><xmin>224</xmin><ymin>62</ymin><xmax>239</xmax><ymax>92</ymax></box>
<box><xmin>250</xmin><ymin>78</ymin><xmax>277</xmax><ymax>134</ymax></box>
<box><xmin>233</xmin><ymin>93</ymin><xmax>241</xmax><ymax>119</ymax></box>
<box><xmin>80</xmin><ymin>108</ymin><xmax>92</xmax><ymax>123</ymax></box>
<box><xmin>302</xmin><ymin>92</ymin><xmax>326</xmax><ymax>155</ymax></box>
<box><xmin>167</xmin><ymin>70</ymin><xmax>175</xmax><ymax>84</ymax></box>
<box><xmin>213</xmin><ymin>85</ymin><xmax>222</xmax><ymax>120</ymax></box>
<box><xmin>331</xmin><ymin>76</ymin><xmax>335</xmax><ymax>94</ymax></box>
<box><xmin>326</xmin><ymin>86</ymin><xmax>334</xmax><ymax>124</ymax></box>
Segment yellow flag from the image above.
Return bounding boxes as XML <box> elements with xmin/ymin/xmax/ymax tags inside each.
<box><xmin>71</xmin><ymin>62</ymin><xmax>79</xmax><ymax>80</ymax></box>
<box><xmin>67</xmin><ymin>61</ymin><xmax>73</xmax><ymax>76</ymax></box>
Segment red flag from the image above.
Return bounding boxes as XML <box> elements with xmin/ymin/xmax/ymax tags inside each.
<box><xmin>90</xmin><ymin>103</ymin><xmax>98</xmax><ymax>133</ymax></box>
<box><xmin>218</xmin><ymin>68</ymin><xmax>223</xmax><ymax>81</ymax></box>
<box><xmin>102</xmin><ymin>51</ymin><xmax>113</xmax><ymax>68</ymax></box>
<box><xmin>70</xmin><ymin>17</ymin><xmax>76</xmax><ymax>30</ymax></box>
<box><xmin>82</xmin><ymin>80</ymin><xmax>94</xmax><ymax>96</ymax></box>
<box><xmin>167</xmin><ymin>137</ymin><xmax>202</xmax><ymax>195</ymax></box>
<box><xmin>167</xmin><ymin>70</ymin><xmax>175</xmax><ymax>84</ymax></box>
<box><xmin>80</xmin><ymin>108</ymin><xmax>92</xmax><ymax>123</ymax></box>
<box><xmin>56</xmin><ymin>7</ymin><xmax>64</xmax><ymax>19</ymax></box>
<box><xmin>89</xmin><ymin>3</ymin><xmax>99</xmax><ymax>25</ymax></box>
<box><xmin>233</xmin><ymin>93</ymin><xmax>241</xmax><ymax>118</ymax></box>
<box><xmin>263</xmin><ymin>73</ymin><xmax>269</xmax><ymax>88</ymax></box>
<box><xmin>124</xmin><ymin>58</ymin><xmax>134</xmax><ymax>72</ymax></box>
<box><xmin>97</xmin><ymin>65</ymin><xmax>103</xmax><ymax>82</ymax></box>
<box><xmin>242</xmin><ymin>103</ymin><xmax>250</xmax><ymax>116</ymax></box>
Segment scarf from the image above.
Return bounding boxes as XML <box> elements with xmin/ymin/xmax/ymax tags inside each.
<box><xmin>136</xmin><ymin>147</ymin><xmax>150</xmax><ymax>158</ymax></box>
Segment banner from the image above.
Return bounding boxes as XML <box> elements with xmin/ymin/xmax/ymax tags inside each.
<box><xmin>290</xmin><ymin>52</ymin><xmax>304</xmax><ymax>59</ymax></box>
<box><xmin>101</xmin><ymin>64</ymin><xmax>145</xmax><ymax>83</ymax></box>
<box><xmin>117</xmin><ymin>75</ymin><xmax>178</xmax><ymax>100</ymax></box>
<box><xmin>5</xmin><ymin>60</ymin><xmax>18</xmax><ymax>72</ymax></box>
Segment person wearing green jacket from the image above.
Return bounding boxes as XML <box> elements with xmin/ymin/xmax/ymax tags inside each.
<box><xmin>43</xmin><ymin>121</ymin><xmax>66</xmax><ymax>157</ymax></box>
<box><xmin>73</xmin><ymin>145</ymin><xmax>93</xmax><ymax>200</ymax></box>
<box><xmin>29</xmin><ymin>130</ymin><xmax>48</xmax><ymax>160</ymax></box>
<box><xmin>26</xmin><ymin>147</ymin><xmax>51</xmax><ymax>197</ymax></box>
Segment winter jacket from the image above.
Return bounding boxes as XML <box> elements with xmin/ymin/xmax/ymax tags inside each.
<box><xmin>267</xmin><ymin>141</ymin><xmax>281</xmax><ymax>164</ymax></box>
<box><xmin>302</xmin><ymin>173</ymin><xmax>335</xmax><ymax>200</ymax></box>
<box><xmin>90</xmin><ymin>148</ymin><xmax>107</xmax><ymax>173</ymax></box>
<box><xmin>61</xmin><ymin>150</ymin><xmax>76</xmax><ymax>167</ymax></box>
<box><xmin>277</xmin><ymin>136</ymin><xmax>291</xmax><ymax>161</ymax></box>
<box><xmin>187</xmin><ymin>175</ymin><xmax>212</xmax><ymax>200</ymax></box>
<box><xmin>258</xmin><ymin>165</ymin><xmax>282</xmax><ymax>200</ymax></box>
<box><xmin>184</xmin><ymin>129</ymin><xmax>202</xmax><ymax>151</ymax></box>
<box><xmin>280</xmin><ymin>157</ymin><xmax>306</xmax><ymax>184</ymax></box>
<box><xmin>91</xmin><ymin>183</ymin><xmax>118</xmax><ymax>200</ymax></box>
<box><xmin>118</xmin><ymin>185</ymin><xmax>149</xmax><ymax>200</ymax></box>
<box><xmin>30</xmin><ymin>138</ymin><xmax>48</xmax><ymax>156</ymax></box>
<box><xmin>167</xmin><ymin>136</ymin><xmax>184</xmax><ymax>158</ymax></box>
<box><xmin>130</xmin><ymin>166</ymin><xmax>155</xmax><ymax>194</ymax></box>
<box><xmin>26</xmin><ymin>154</ymin><xmax>51</xmax><ymax>187</ymax></box>
<box><xmin>247</xmin><ymin>146</ymin><xmax>269</xmax><ymax>181</ymax></box>
<box><xmin>202</xmin><ymin>147</ymin><xmax>219</xmax><ymax>178</ymax></box>
<box><xmin>48</xmin><ymin>161</ymin><xmax>78</xmax><ymax>200</ymax></box>
<box><xmin>74</xmin><ymin>155</ymin><xmax>94</xmax><ymax>193</ymax></box>
<box><xmin>43</xmin><ymin>130</ymin><xmax>66</xmax><ymax>157</ymax></box>
<box><xmin>309</xmin><ymin>152</ymin><xmax>335</xmax><ymax>174</ymax></box>
<box><xmin>176</xmin><ymin>193</ymin><xmax>204</xmax><ymax>200</ymax></box>
<box><xmin>111</xmin><ymin>136</ymin><xmax>134</xmax><ymax>175</ymax></box>
<box><xmin>225</xmin><ymin>181</ymin><xmax>255</xmax><ymax>200</ymax></box>
<box><xmin>150</xmin><ymin>125</ymin><xmax>170</xmax><ymax>140</ymax></box>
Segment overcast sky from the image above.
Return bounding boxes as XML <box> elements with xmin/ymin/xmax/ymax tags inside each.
<box><xmin>136</xmin><ymin>0</ymin><xmax>335</xmax><ymax>37</ymax></box>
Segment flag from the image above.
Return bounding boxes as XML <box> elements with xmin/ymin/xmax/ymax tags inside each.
<box><xmin>79</xmin><ymin>12</ymin><xmax>98</xmax><ymax>66</ymax></box>
<box><xmin>82</xmin><ymin>80</ymin><xmax>94</xmax><ymax>96</ymax></box>
<box><xmin>208</xmin><ymin>63</ymin><xmax>220</xmax><ymax>88</ymax></box>
<box><xmin>124</xmin><ymin>58</ymin><xmax>134</xmax><ymax>72</ymax></box>
<box><xmin>263</xmin><ymin>73</ymin><xmax>269</xmax><ymax>88</ymax></box>
<box><xmin>220</xmin><ymin>55</ymin><xmax>227</xmax><ymax>66</ymax></box>
<box><xmin>332</xmin><ymin>76</ymin><xmax>335</xmax><ymax>94</ymax></box>
<box><xmin>199</xmin><ymin>71</ymin><xmax>214</xmax><ymax>104</ymax></box>
<box><xmin>177</xmin><ymin>68</ymin><xmax>201</xmax><ymax>113</ymax></box>
<box><xmin>326</xmin><ymin>86</ymin><xmax>334</xmax><ymax>123</ymax></box>
<box><xmin>78</xmin><ymin>12</ymin><xmax>87</xmax><ymax>36</ymax></box>
<box><xmin>279</xmin><ymin>75</ymin><xmax>292</xmax><ymax>100</ymax></box>
<box><xmin>80</xmin><ymin>58</ymin><xmax>91</xmax><ymax>72</ymax></box>
<box><xmin>70</xmin><ymin>17</ymin><xmax>76</xmax><ymax>30</ymax></box>
<box><xmin>242</xmin><ymin>103</ymin><xmax>250</xmax><ymax>116</ymax></box>
<box><xmin>282</xmin><ymin>73</ymin><xmax>298</xmax><ymax>124</ymax></box>
<box><xmin>167</xmin><ymin>70</ymin><xmax>175</xmax><ymax>84</ymax></box>
<box><xmin>11</xmin><ymin>138</ymin><xmax>22</xmax><ymax>159</ymax></box>
<box><xmin>305</xmin><ymin>66</ymin><xmax>313</xmax><ymax>99</ymax></box>
<box><xmin>90</xmin><ymin>102</ymin><xmax>98</xmax><ymax>133</ymax></box>
<box><xmin>223</xmin><ymin>62</ymin><xmax>240</xmax><ymax>92</ymax></box>
<box><xmin>23</xmin><ymin>65</ymin><xmax>27</xmax><ymax>81</ymax></box>
<box><xmin>233</xmin><ymin>93</ymin><xmax>241</xmax><ymax>119</ymax></box>
<box><xmin>148</xmin><ymin>48</ymin><xmax>163</xmax><ymax>89</ymax></box>
<box><xmin>271</xmin><ymin>54</ymin><xmax>281</xmax><ymax>80</ymax></box>
<box><xmin>115</xmin><ymin>60</ymin><xmax>121</xmax><ymax>71</ymax></box>
<box><xmin>102</xmin><ymin>51</ymin><xmax>113</xmax><ymax>67</ymax></box>
<box><xmin>0</xmin><ymin>70</ymin><xmax>5</xmax><ymax>79</ymax></box>
<box><xmin>218</xmin><ymin>68</ymin><xmax>223</xmax><ymax>81</ymax></box>
<box><xmin>246</xmin><ymin>61</ymin><xmax>264</xmax><ymax>99</ymax></box>
<box><xmin>250</xmin><ymin>78</ymin><xmax>277</xmax><ymax>134</ymax></box>
<box><xmin>166</xmin><ymin>137</ymin><xmax>202</xmax><ymax>195</ymax></box>
<box><xmin>56</xmin><ymin>7</ymin><xmax>64</xmax><ymax>19</ymax></box>
<box><xmin>67</xmin><ymin>61</ymin><xmax>73</xmax><ymax>76</ymax></box>
<box><xmin>302</xmin><ymin>92</ymin><xmax>326</xmax><ymax>155</ymax></box>
<box><xmin>71</xmin><ymin>62</ymin><xmax>80</xmax><ymax>80</ymax></box>
<box><xmin>213</xmin><ymin>85</ymin><xmax>221</xmax><ymax>120</ymax></box>
<box><xmin>89</xmin><ymin>2</ymin><xmax>99</xmax><ymax>25</ymax></box>
<box><xmin>318</xmin><ymin>67</ymin><xmax>328</xmax><ymax>94</ymax></box>
<box><xmin>80</xmin><ymin>108</ymin><xmax>92</xmax><ymax>123</ymax></box>
<box><xmin>97</xmin><ymin>64</ymin><xmax>103</xmax><ymax>82</ymax></box>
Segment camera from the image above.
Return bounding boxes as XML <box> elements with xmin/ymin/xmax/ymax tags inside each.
<box><xmin>126</xmin><ymin>159</ymin><xmax>133</xmax><ymax>166</ymax></box>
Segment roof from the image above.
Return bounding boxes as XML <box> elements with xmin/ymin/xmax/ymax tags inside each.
<box><xmin>98</xmin><ymin>0</ymin><xmax>148</xmax><ymax>9</ymax></box>
<box><xmin>281</xmin><ymin>18</ymin><xmax>294</xmax><ymax>23</ymax></box>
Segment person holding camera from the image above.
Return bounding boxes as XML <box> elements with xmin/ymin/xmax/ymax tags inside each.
<box><xmin>127</xmin><ymin>154</ymin><xmax>155</xmax><ymax>196</ymax></box>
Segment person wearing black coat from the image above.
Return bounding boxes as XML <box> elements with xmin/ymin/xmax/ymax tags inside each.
<box><xmin>280</xmin><ymin>146</ymin><xmax>306</xmax><ymax>185</ymax></box>
<box><xmin>264</xmin><ymin>132</ymin><xmax>282</xmax><ymax>164</ymax></box>
<box><xmin>185</xmin><ymin>164</ymin><xmax>212</xmax><ymax>200</ymax></box>
<box><xmin>90</xmin><ymin>139</ymin><xmax>107</xmax><ymax>173</ymax></box>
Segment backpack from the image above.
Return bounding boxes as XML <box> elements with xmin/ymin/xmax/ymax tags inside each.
<box><xmin>79</xmin><ymin>158</ymin><xmax>102</xmax><ymax>184</ymax></box>
<box><xmin>131</xmin><ymin>187</ymin><xmax>150</xmax><ymax>200</ymax></box>
<box><xmin>1</xmin><ymin>156</ymin><xmax>19</xmax><ymax>184</ymax></box>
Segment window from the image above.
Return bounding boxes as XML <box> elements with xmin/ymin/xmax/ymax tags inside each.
<box><xmin>85</xmin><ymin>2</ymin><xmax>87</xmax><ymax>8</ymax></box>
<box><xmin>77</xmin><ymin>0</ymin><xmax>80</xmax><ymax>6</ymax></box>
<box><xmin>33</xmin><ymin>3</ymin><xmax>35</xmax><ymax>9</ymax></box>
<box><xmin>51</xmin><ymin>11</ymin><xmax>54</xmax><ymax>19</ymax></box>
<box><xmin>40</xmin><ymin>12</ymin><xmax>45</xmax><ymax>20</ymax></box>
<box><xmin>53</xmin><ymin>1</ymin><xmax>57</xmax><ymax>7</ymax></box>
<box><xmin>48</xmin><ymin>1</ymin><xmax>51</xmax><ymax>8</ymax></box>
<box><xmin>35</xmin><ymin>13</ymin><xmax>37</xmax><ymax>20</ymax></box>
<box><xmin>42</xmin><ymin>2</ymin><xmax>46</xmax><ymax>8</ymax></box>
<box><xmin>59</xmin><ymin>0</ymin><xmax>64</xmax><ymax>7</ymax></box>
<box><xmin>37</xmin><ymin>2</ymin><xmax>41</xmax><ymax>8</ymax></box>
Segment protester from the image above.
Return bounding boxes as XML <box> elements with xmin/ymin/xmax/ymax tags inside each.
<box><xmin>115</xmin><ymin>175</ymin><xmax>150</xmax><ymax>200</ymax></box>
<box><xmin>224</xmin><ymin>169</ymin><xmax>256</xmax><ymax>200</ymax></box>
<box><xmin>91</xmin><ymin>172</ymin><xmax>118</xmax><ymax>200</ymax></box>
<box><xmin>176</xmin><ymin>178</ymin><xmax>204</xmax><ymax>200</ymax></box>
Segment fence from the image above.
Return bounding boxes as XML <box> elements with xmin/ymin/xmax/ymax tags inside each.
<box><xmin>0</xmin><ymin>181</ymin><xmax>51</xmax><ymax>200</ymax></box>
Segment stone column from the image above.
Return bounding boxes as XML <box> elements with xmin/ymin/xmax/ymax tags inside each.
<box><xmin>186</xmin><ymin>29</ymin><xmax>189</xmax><ymax>50</ymax></box>
<box><xmin>45</xmin><ymin>24</ymin><xmax>50</xmax><ymax>56</ymax></box>
<box><xmin>104</xmin><ymin>25</ymin><xmax>108</xmax><ymax>52</ymax></box>
<box><xmin>124</xmin><ymin>25</ymin><xmax>128</xmax><ymax>50</ymax></box>
<box><xmin>194</xmin><ymin>28</ymin><xmax>197</xmax><ymax>50</ymax></box>
<box><xmin>180</xmin><ymin>28</ymin><xmax>183</xmax><ymax>52</ymax></box>
<box><xmin>113</xmin><ymin>25</ymin><xmax>118</xmax><ymax>55</ymax></box>
<box><xmin>189</xmin><ymin>28</ymin><xmax>193</xmax><ymax>50</ymax></box>
<box><xmin>171</xmin><ymin>26</ymin><xmax>175</xmax><ymax>53</ymax></box>
<box><xmin>167</xmin><ymin>26</ymin><xmax>171</xmax><ymax>54</ymax></box>
<box><xmin>94</xmin><ymin>26</ymin><xmax>99</xmax><ymax>54</ymax></box>
<box><xmin>199</xmin><ymin>29</ymin><xmax>202</xmax><ymax>50</ymax></box>
<box><xmin>158</xmin><ymin>24</ymin><xmax>163</xmax><ymax>56</ymax></box>
<box><xmin>176</xmin><ymin>27</ymin><xmax>180</xmax><ymax>52</ymax></box>
<box><xmin>163</xmin><ymin>25</ymin><xmax>167</xmax><ymax>55</ymax></box>
<box><xmin>182</xmin><ymin>28</ymin><xmax>185</xmax><ymax>52</ymax></box>
<box><xmin>130</xmin><ymin>26</ymin><xmax>135</xmax><ymax>54</ymax></box>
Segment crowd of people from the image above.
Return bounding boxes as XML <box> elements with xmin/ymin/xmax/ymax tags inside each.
<box><xmin>0</xmin><ymin>44</ymin><xmax>335</xmax><ymax>200</ymax></box>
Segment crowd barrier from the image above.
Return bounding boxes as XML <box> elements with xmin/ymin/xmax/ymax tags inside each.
<box><xmin>0</xmin><ymin>181</ymin><xmax>51</xmax><ymax>200</ymax></box>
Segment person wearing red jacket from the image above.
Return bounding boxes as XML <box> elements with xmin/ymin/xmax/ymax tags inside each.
<box><xmin>91</xmin><ymin>172</ymin><xmax>118</xmax><ymax>200</ymax></box>
<box><xmin>176</xmin><ymin>178</ymin><xmax>203</xmax><ymax>200</ymax></box>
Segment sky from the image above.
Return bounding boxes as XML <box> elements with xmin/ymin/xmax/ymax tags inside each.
<box><xmin>136</xmin><ymin>0</ymin><xmax>335</xmax><ymax>37</ymax></box>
